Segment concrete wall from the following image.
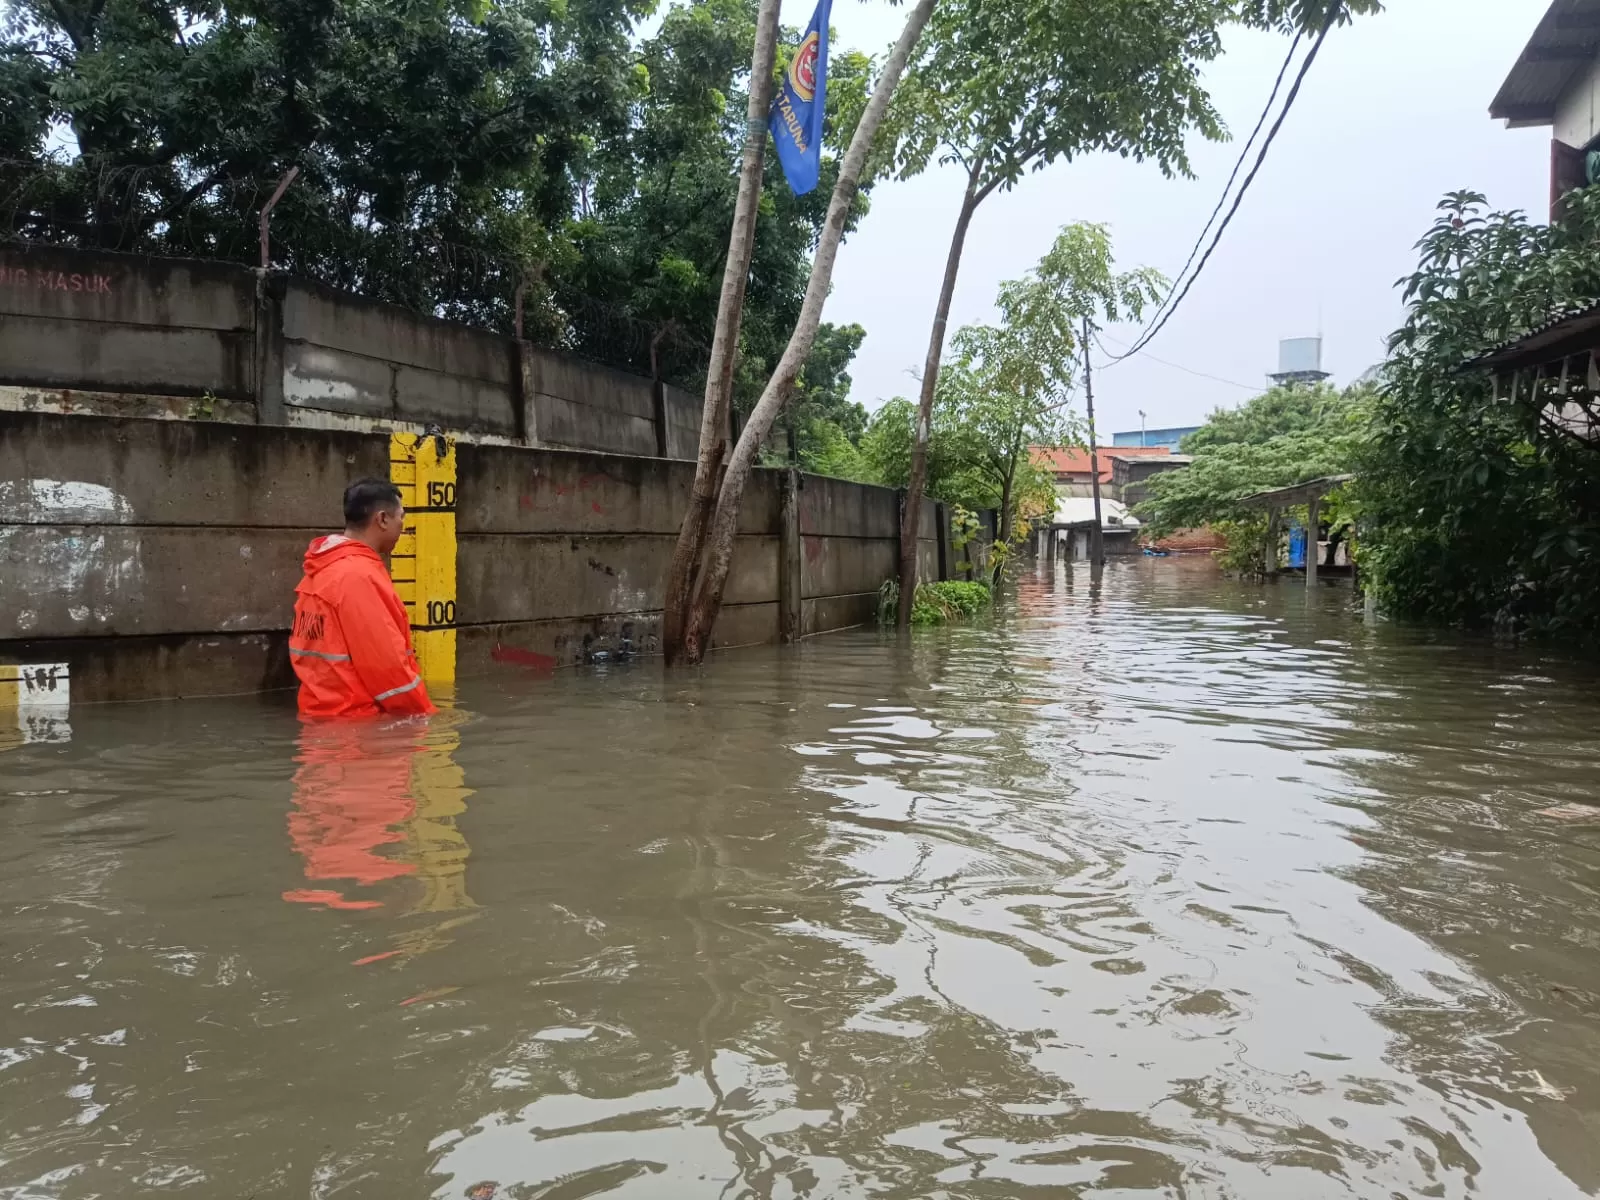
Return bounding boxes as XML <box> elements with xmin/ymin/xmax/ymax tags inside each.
<box><xmin>279</xmin><ymin>279</ymin><xmax>519</xmax><ymax>437</ymax></box>
<box><xmin>0</xmin><ymin>413</ymin><xmax>927</xmax><ymax>701</ymax></box>
<box><xmin>1</xmin><ymin>244</ymin><xmax>259</xmax><ymax>421</ymax></box>
<box><xmin>0</xmin><ymin>245</ymin><xmax>716</xmax><ymax>459</ymax></box>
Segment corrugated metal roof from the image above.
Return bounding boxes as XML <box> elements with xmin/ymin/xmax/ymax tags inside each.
<box><xmin>1030</xmin><ymin>445</ymin><xmax>1169</xmax><ymax>483</ymax></box>
<box><xmin>1052</xmin><ymin>497</ymin><xmax>1140</xmax><ymax>529</ymax></box>
<box><xmin>1466</xmin><ymin>300</ymin><xmax>1600</xmax><ymax>371</ymax></box>
<box><xmin>1491</xmin><ymin>0</ymin><xmax>1600</xmax><ymax>125</ymax></box>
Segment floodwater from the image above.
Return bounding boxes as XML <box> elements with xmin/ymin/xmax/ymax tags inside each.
<box><xmin>5</xmin><ymin>560</ymin><xmax>1600</xmax><ymax>1199</ymax></box>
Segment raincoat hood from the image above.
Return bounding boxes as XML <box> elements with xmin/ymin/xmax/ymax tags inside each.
<box><xmin>302</xmin><ymin>534</ymin><xmax>382</xmax><ymax>576</ymax></box>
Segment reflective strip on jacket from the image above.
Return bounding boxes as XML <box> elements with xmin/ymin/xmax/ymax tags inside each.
<box><xmin>290</xmin><ymin>534</ymin><xmax>436</xmax><ymax>719</ymax></box>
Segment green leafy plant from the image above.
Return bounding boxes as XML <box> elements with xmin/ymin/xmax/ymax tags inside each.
<box><xmin>1136</xmin><ymin>382</ymin><xmax>1366</xmax><ymax>569</ymax></box>
<box><xmin>1355</xmin><ymin>188</ymin><xmax>1600</xmax><ymax>638</ymax></box>
<box><xmin>910</xmin><ymin>580</ymin><xmax>991</xmax><ymax>625</ymax></box>
<box><xmin>876</xmin><ymin>578</ymin><xmax>901</xmax><ymax>627</ymax></box>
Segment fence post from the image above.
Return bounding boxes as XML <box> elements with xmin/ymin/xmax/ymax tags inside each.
<box><xmin>514</xmin><ymin>341</ymin><xmax>539</xmax><ymax>446</ymax></box>
<box><xmin>652</xmin><ymin>379</ymin><xmax>669</xmax><ymax>458</ymax></box>
<box><xmin>780</xmin><ymin>468</ymin><xmax>804</xmax><ymax>642</ymax></box>
<box><xmin>253</xmin><ymin>271</ymin><xmax>286</xmax><ymax>426</ymax></box>
<box><xmin>935</xmin><ymin>501</ymin><xmax>950</xmax><ymax>582</ymax></box>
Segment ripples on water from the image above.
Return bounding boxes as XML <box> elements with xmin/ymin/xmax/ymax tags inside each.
<box><xmin>4</xmin><ymin>558</ymin><xmax>1600</xmax><ymax>1198</ymax></box>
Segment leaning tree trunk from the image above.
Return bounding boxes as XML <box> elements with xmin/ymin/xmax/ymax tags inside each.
<box><xmin>897</xmin><ymin>162</ymin><xmax>1000</xmax><ymax>626</ymax></box>
<box><xmin>678</xmin><ymin>0</ymin><xmax>939</xmax><ymax>664</ymax></box>
<box><xmin>662</xmin><ymin>0</ymin><xmax>784</xmax><ymax>665</ymax></box>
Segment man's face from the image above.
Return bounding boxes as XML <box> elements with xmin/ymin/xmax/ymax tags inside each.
<box><xmin>372</xmin><ymin>502</ymin><xmax>405</xmax><ymax>555</ymax></box>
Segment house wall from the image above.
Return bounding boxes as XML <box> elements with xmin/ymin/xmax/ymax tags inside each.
<box><xmin>1556</xmin><ymin>54</ymin><xmax>1600</xmax><ymax>149</ymax></box>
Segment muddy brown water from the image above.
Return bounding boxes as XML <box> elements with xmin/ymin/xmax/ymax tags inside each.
<box><xmin>5</xmin><ymin>558</ymin><xmax>1600</xmax><ymax>1198</ymax></box>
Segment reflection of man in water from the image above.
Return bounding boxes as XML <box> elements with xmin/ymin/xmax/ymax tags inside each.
<box><xmin>283</xmin><ymin>717</ymin><xmax>477</xmax><ymax>954</ymax></box>
<box><xmin>290</xmin><ymin>479</ymin><xmax>435</xmax><ymax>718</ymax></box>
<box><xmin>283</xmin><ymin>720</ymin><xmax>419</xmax><ymax>910</ymax></box>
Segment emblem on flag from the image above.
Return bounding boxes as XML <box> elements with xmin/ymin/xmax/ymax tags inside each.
<box><xmin>768</xmin><ymin>0</ymin><xmax>832</xmax><ymax>195</ymax></box>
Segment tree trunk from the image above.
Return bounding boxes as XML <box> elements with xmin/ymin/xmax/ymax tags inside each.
<box><xmin>994</xmin><ymin>471</ymin><xmax>1014</xmax><ymax>587</ymax></box>
<box><xmin>1082</xmin><ymin>317</ymin><xmax>1104</xmax><ymax>568</ymax></box>
<box><xmin>662</xmin><ymin>0</ymin><xmax>784</xmax><ymax>665</ymax></box>
<box><xmin>678</xmin><ymin>0</ymin><xmax>939</xmax><ymax>663</ymax></box>
<box><xmin>897</xmin><ymin>162</ymin><xmax>991</xmax><ymax>626</ymax></box>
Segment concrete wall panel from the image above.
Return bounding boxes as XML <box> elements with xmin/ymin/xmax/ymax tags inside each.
<box><xmin>284</xmin><ymin>345</ymin><xmax>518</xmax><ymax>435</ymax></box>
<box><xmin>0</xmin><ymin>631</ymin><xmax>292</xmax><ymax>704</ymax></box>
<box><xmin>800</xmin><ymin>535</ymin><xmax>897</xmax><ymax>600</ymax></box>
<box><xmin>663</xmin><ymin>385</ymin><xmax>702</xmax><ymax>461</ymax></box>
<box><xmin>282</xmin><ymin>283</ymin><xmax>511</xmax><ymax>382</ymax></box>
<box><xmin>283</xmin><ymin>342</ymin><xmax>395</xmax><ymax>416</ymax></box>
<box><xmin>458</xmin><ymin>534</ymin><xmax>777</xmax><ymax>624</ymax></box>
<box><xmin>0</xmin><ymin>316</ymin><xmax>253</xmax><ymax>398</ymax></box>
<box><xmin>460</xmin><ymin>447</ymin><xmax>689</xmax><ymax>535</ymax></box>
<box><xmin>0</xmin><ymin>525</ymin><xmax>310</xmax><ymax>639</ymax></box>
<box><xmin>0</xmin><ymin>247</ymin><xmax>254</xmax><ymax>329</ymax></box>
<box><xmin>798</xmin><ymin>474</ymin><xmax>901</xmax><ymax>539</ymax></box>
<box><xmin>802</xmin><ymin>592</ymin><xmax>877</xmax><ymax>637</ymax></box>
<box><xmin>462</xmin><ymin>601</ymin><xmax>778</xmax><ymax>672</ymax></box>
<box><xmin>0</xmin><ymin>413</ymin><xmax>385</xmax><ymax>528</ymax></box>
<box><xmin>537</xmin><ymin>394</ymin><xmax>657</xmax><ymax>457</ymax></box>
<box><xmin>528</xmin><ymin>349</ymin><xmax>653</xmax><ymax>419</ymax></box>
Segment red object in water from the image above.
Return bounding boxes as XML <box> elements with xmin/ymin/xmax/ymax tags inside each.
<box><xmin>291</xmin><ymin>535</ymin><xmax>435</xmax><ymax>718</ymax></box>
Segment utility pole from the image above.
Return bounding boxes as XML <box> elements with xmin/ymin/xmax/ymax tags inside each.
<box><xmin>1083</xmin><ymin>316</ymin><xmax>1104</xmax><ymax>568</ymax></box>
<box><xmin>1139</xmin><ymin>409</ymin><xmax>1147</xmax><ymax>447</ymax></box>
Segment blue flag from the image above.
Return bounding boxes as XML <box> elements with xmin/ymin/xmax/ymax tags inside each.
<box><xmin>768</xmin><ymin>0</ymin><xmax>832</xmax><ymax>195</ymax></box>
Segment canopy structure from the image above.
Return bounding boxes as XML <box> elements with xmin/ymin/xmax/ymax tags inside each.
<box><xmin>1237</xmin><ymin>475</ymin><xmax>1354</xmax><ymax>588</ymax></box>
<box><xmin>1237</xmin><ymin>475</ymin><xmax>1354</xmax><ymax>512</ymax></box>
<box><xmin>1465</xmin><ymin>303</ymin><xmax>1600</xmax><ymax>447</ymax></box>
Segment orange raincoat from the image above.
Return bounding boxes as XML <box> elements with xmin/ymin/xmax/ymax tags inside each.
<box><xmin>290</xmin><ymin>535</ymin><xmax>435</xmax><ymax>718</ymax></box>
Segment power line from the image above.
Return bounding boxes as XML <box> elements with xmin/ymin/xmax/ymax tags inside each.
<box><xmin>1105</xmin><ymin>0</ymin><xmax>1344</xmax><ymax>364</ymax></box>
<box><xmin>1152</xmin><ymin>27</ymin><xmax>1303</xmax><ymax>329</ymax></box>
<box><xmin>1093</xmin><ymin>331</ymin><xmax>1261</xmax><ymax>392</ymax></box>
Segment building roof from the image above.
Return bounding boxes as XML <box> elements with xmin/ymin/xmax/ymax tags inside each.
<box><xmin>1114</xmin><ymin>453</ymin><xmax>1194</xmax><ymax>467</ymax></box>
<box><xmin>1490</xmin><ymin>0</ymin><xmax>1600</xmax><ymax>126</ymax></box>
<box><xmin>1031</xmin><ymin>445</ymin><xmax>1170</xmax><ymax>483</ymax></box>
<box><xmin>1237</xmin><ymin>475</ymin><xmax>1355</xmax><ymax>510</ymax></box>
<box><xmin>1465</xmin><ymin>300</ymin><xmax>1600</xmax><ymax>372</ymax></box>
<box><xmin>1110</xmin><ymin>425</ymin><xmax>1202</xmax><ymax>446</ymax></box>
<box><xmin>1052</xmin><ymin>496</ymin><xmax>1140</xmax><ymax>528</ymax></box>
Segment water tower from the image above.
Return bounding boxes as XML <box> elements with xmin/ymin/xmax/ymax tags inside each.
<box><xmin>1269</xmin><ymin>337</ymin><xmax>1331</xmax><ymax>387</ymax></box>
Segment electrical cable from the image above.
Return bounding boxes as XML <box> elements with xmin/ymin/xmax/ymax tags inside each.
<box><xmin>1093</xmin><ymin>331</ymin><xmax>1261</xmax><ymax>392</ymax></box>
<box><xmin>1105</xmin><ymin>1</ymin><xmax>1344</xmax><ymax>364</ymax></box>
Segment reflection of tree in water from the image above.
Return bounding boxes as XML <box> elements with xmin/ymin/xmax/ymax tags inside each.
<box><xmin>1312</xmin><ymin>633</ymin><xmax>1600</xmax><ymax>1195</ymax></box>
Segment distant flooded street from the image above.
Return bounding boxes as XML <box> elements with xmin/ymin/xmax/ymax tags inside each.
<box><xmin>5</xmin><ymin>558</ymin><xmax>1600</xmax><ymax>1198</ymax></box>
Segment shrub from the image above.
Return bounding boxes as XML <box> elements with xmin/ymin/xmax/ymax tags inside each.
<box><xmin>910</xmin><ymin>581</ymin><xmax>992</xmax><ymax>625</ymax></box>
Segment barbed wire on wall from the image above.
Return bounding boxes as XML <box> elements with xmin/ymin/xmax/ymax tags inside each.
<box><xmin>0</xmin><ymin>156</ymin><xmax>715</xmax><ymax>391</ymax></box>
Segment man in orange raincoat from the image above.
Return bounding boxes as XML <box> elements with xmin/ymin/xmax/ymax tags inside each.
<box><xmin>290</xmin><ymin>479</ymin><xmax>436</xmax><ymax>718</ymax></box>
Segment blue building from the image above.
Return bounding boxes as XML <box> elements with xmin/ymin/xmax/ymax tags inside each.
<box><xmin>1111</xmin><ymin>426</ymin><xmax>1201</xmax><ymax>451</ymax></box>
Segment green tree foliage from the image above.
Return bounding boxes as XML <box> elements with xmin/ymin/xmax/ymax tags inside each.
<box><xmin>1137</xmin><ymin>383</ymin><xmax>1364</xmax><ymax>548</ymax></box>
<box><xmin>2</xmin><ymin>0</ymin><xmax>649</xmax><ymax>322</ymax></box>
<box><xmin>570</xmin><ymin>6</ymin><xmax>876</xmax><ymax>389</ymax></box>
<box><xmin>1357</xmin><ymin>190</ymin><xmax>1600</xmax><ymax>638</ymax></box>
<box><xmin>1182</xmin><ymin>382</ymin><xmax>1359</xmax><ymax>453</ymax></box>
<box><xmin>777</xmin><ymin>322</ymin><xmax>871</xmax><ymax>478</ymax></box>
<box><xmin>0</xmin><ymin>0</ymin><xmax>874</xmax><ymax>394</ymax></box>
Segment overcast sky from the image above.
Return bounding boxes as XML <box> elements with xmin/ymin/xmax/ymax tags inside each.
<box><xmin>808</xmin><ymin>0</ymin><xmax>1553</xmax><ymax>436</ymax></box>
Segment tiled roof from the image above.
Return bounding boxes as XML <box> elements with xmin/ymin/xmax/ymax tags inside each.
<box><xmin>1030</xmin><ymin>445</ymin><xmax>1171</xmax><ymax>482</ymax></box>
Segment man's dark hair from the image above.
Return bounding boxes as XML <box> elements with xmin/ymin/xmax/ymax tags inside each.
<box><xmin>343</xmin><ymin>479</ymin><xmax>403</xmax><ymax>526</ymax></box>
